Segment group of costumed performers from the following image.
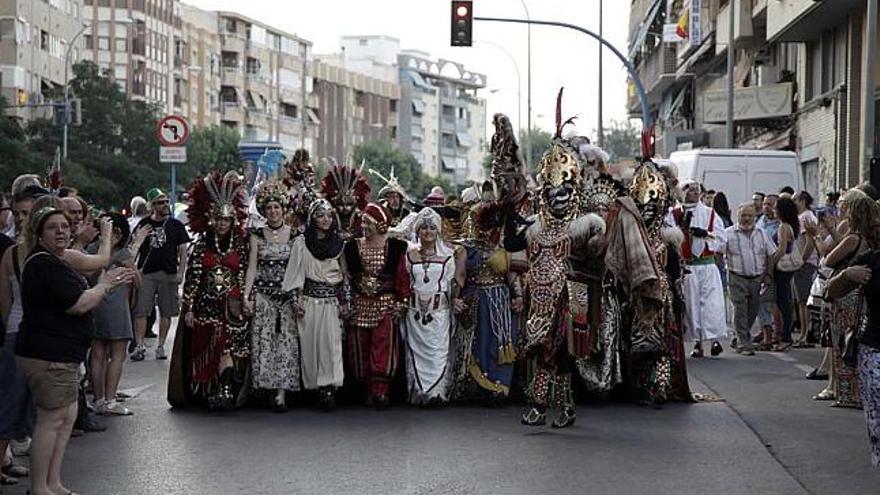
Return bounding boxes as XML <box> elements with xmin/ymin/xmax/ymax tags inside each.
<box><xmin>168</xmin><ymin>171</ymin><xmax>250</xmax><ymax>410</ymax></box>
<box><xmin>164</xmin><ymin>88</ymin><xmax>696</xmax><ymax>419</ymax></box>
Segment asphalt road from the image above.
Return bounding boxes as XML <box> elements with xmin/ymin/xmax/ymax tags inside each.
<box><xmin>4</xmin><ymin>339</ymin><xmax>878</xmax><ymax>495</ymax></box>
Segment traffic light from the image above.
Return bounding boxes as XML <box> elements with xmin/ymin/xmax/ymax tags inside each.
<box><xmin>451</xmin><ymin>1</ymin><xmax>473</xmax><ymax>47</ymax></box>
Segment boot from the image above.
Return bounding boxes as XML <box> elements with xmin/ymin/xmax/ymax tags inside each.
<box><xmin>551</xmin><ymin>407</ymin><xmax>577</xmax><ymax>428</ymax></box>
<box><xmin>521</xmin><ymin>405</ymin><xmax>547</xmax><ymax>426</ymax></box>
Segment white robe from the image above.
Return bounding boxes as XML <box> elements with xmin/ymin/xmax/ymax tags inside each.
<box><xmin>401</xmin><ymin>250</ymin><xmax>455</xmax><ymax>404</ymax></box>
<box><xmin>282</xmin><ymin>237</ymin><xmax>345</xmax><ymax>389</ymax></box>
<box><xmin>680</xmin><ymin>202</ymin><xmax>728</xmax><ymax>343</ymax></box>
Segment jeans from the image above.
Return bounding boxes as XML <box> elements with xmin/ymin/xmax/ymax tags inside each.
<box><xmin>774</xmin><ymin>270</ymin><xmax>795</xmax><ymax>343</ymax></box>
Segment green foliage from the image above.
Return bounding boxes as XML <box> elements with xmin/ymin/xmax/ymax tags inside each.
<box><xmin>597</xmin><ymin>119</ymin><xmax>641</xmax><ymax>163</ymax></box>
<box><xmin>352</xmin><ymin>140</ymin><xmax>424</xmax><ymax>198</ymax></box>
<box><xmin>518</xmin><ymin>127</ymin><xmax>552</xmax><ymax>171</ymax></box>
<box><xmin>185</xmin><ymin>125</ymin><xmax>243</xmax><ymax>185</ymax></box>
<box><xmin>0</xmin><ymin>61</ymin><xmax>241</xmax><ymax>210</ymax></box>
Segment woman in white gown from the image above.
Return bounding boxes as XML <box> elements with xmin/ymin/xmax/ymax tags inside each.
<box><xmin>401</xmin><ymin>208</ymin><xmax>464</xmax><ymax>405</ymax></box>
<box><xmin>282</xmin><ymin>199</ymin><xmax>347</xmax><ymax>410</ymax></box>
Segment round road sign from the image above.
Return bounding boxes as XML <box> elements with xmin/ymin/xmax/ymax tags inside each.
<box><xmin>157</xmin><ymin>115</ymin><xmax>190</xmax><ymax>146</ymax></box>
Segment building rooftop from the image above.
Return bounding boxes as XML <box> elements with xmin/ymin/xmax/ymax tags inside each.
<box><xmin>214</xmin><ymin>10</ymin><xmax>312</xmax><ymax>45</ymax></box>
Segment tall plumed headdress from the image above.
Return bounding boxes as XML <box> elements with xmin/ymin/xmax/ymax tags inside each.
<box><xmin>536</xmin><ymin>88</ymin><xmax>582</xmax><ymax>190</ymax></box>
<box><xmin>46</xmin><ymin>148</ymin><xmax>63</xmax><ymax>194</ymax></box>
<box><xmin>489</xmin><ymin>113</ymin><xmax>528</xmax><ymax>205</ymax></box>
<box><xmin>371</xmin><ymin>167</ymin><xmax>410</xmax><ymax>202</ymax></box>
<box><xmin>255</xmin><ymin>179</ymin><xmax>290</xmax><ymax>216</ymax></box>
<box><xmin>186</xmin><ymin>170</ymin><xmax>248</xmax><ymax>234</ymax></box>
<box><xmin>582</xmin><ymin>173</ymin><xmax>626</xmax><ymax>213</ymax></box>
<box><xmin>320</xmin><ymin>164</ymin><xmax>371</xmax><ymax>211</ymax></box>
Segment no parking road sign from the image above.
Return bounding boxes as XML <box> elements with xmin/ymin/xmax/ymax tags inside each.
<box><xmin>157</xmin><ymin>115</ymin><xmax>190</xmax><ymax>146</ymax></box>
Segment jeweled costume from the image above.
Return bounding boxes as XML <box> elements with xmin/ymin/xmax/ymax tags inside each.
<box><xmin>320</xmin><ymin>164</ymin><xmax>371</xmax><ymax>240</ymax></box>
<box><xmin>612</xmin><ymin>162</ymin><xmax>692</xmax><ymax>403</ymax></box>
<box><xmin>168</xmin><ymin>171</ymin><xmax>250</xmax><ymax>410</ymax></box>
<box><xmin>518</xmin><ymin>93</ymin><xmax>606</xmax><ymax>427</ymax></box>
<box><xmin>249</xmin><ymin>180</ymin><xmax>301</xmax><ymax>394</ymax></box>
<box><xmin>456</xmin><ymin>199</ymin><xmax>521</xmax><ymax>400</ymax></box>
<box><xmin>344</xmin><ymin>203</ymin><xmax>409</xmax><ymax>406</ymax></box>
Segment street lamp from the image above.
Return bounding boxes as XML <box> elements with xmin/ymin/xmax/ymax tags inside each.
<box><xmin>62</xmin><ymin>18</ymin><xmax>133</xmax><ymax>159</ymax></box>
<box><xmin>519</xmin><ymin>0</ymin><xmax>531</xmax><ymax>170</ymax></box>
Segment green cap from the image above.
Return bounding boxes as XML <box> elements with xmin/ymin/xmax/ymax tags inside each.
<box><xmin>146</xmin><ymin>188</ymin><xmax>167</xmax><ymax>203</ymax></box>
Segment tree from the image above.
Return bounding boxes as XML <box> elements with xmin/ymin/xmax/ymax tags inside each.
<box><xmin>597</xmin><ymin>119</ymin><xmax>641</xmax><ymax>163</ymax></box>
<box><xmin>1</xmin><ymin>61</ymin><xmax>242</xmax><ymax>209</ymax></box>
<box><xmin>185</xmin><ymin>125</ymin><xmax>243</xmax><ymax>185</ymax></box>
<box><xmin>518</xmin><ymin>128</ymin><xmax>552</xmax><ymax>171</ymax></box>
<box><xmin>352</xmin><ymin>141</ymin><xmax>423</xmax><ymax>196</ymax></box>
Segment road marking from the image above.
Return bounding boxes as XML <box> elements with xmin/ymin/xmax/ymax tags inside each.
<box><xmin>768</xmin><ymin>352</ymin><xmax>797</xmax><ymax>362</ymax></box>
<box><xmin>794</xmin><ymin>364</ymin><xmax>814</xmax><ymax>374</ymax></box>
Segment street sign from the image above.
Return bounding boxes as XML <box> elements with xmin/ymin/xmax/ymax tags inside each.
<box><xmin>157</xmin><ymin>115</ymin><xmax>190</xmax><ymax>146</ymax></box>
<box><xmin>160</xmin><ymin>146</ymin><xmax>187</xmax><ymax>163</ymax></box>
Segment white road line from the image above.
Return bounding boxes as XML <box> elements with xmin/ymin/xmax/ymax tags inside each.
<box><xmin>768</xmin><ymin>352</ymin><xmax>797</xmax><ymax>362</ymax></box>
<box><xmin>794</xmin><ymin>364</ymin><xmax>814</xmax><ymax>374</ymax></box>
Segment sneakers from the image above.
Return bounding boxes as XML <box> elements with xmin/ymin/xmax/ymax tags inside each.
<box><xmin>101</xmin><ymin>400</ymin><xmax>133</xmax><ymax>416</ymax></box>
<box><xmin>9</xmin><ymin>437</ymin><xmax>31</xmax><ymax>457</ymax></box>
<box><xmin>155</xmin><ymin>345</ymin><xmax>167</xmax><ymax>360</ymax></box>
<box><xmin>130</xmin><ymin>344</ymin><xmax>146</xmax><ymax>362</ymax></box>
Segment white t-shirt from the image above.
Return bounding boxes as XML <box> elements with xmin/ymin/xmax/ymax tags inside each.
<box><xmin>798</xmin><ymin>210</ymin><xmax>819</xmax><ymax>266</ymax></box>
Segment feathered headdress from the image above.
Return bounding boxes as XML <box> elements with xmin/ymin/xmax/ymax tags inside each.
<box><xmin>371</xmin><ymin>166</ymin><xmax>411</xmax><ymax>203</ymax></box>
<box><xmin>186</xmin><ymin>170</ymin><xmax>248</xmax><ymax>234</ymax></box>
<box><xmin>320</xmin><ymin>164</ymin><xmax>371</xmax><ymax>211</ymax></box>
<box><xmin>46</xmin><ymin>147</ymin><xmax>63</xmax><ymax>193</ymax></box>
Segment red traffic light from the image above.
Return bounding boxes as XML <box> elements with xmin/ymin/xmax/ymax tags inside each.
<box><xmin>451</xmin><ymin>1</ymin><xmax>473</xmax><ymax>47</ymax></box>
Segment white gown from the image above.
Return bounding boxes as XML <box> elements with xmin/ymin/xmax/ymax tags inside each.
<box><xmin>401</xmin><ymin>250</ymin><xmax>455</xmax><ymax>404</ymax></box>
<box><xmin>282</xmin><ymin>236</ymin><xmax>344</xmax><ymax>390</ymax></box>
<box><xmin>680</xmin><ymin>202</ymin><xmax>728</xmax><ymax>343</ymax></box>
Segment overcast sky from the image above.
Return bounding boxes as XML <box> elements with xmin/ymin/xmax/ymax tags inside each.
<box><xmin>184</xmin><ymin>0</ymin><xmax>634</xmax><ymax>138</ymax></box>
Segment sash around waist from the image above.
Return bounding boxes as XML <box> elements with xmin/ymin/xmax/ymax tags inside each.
<box><xmin>303</xmin><ymin>279</ymin><xmax>340</xmax><ymax>299</ymax></box>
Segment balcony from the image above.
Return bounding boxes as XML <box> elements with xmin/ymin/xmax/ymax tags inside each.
<box><xmin>220</xmin><ymin>102</ymin><xmax>243</xmax><ymax>121</ymax></box>
<box><xmin>220</xmin><ymin>33</ymin><xmax>246</xmax><ymax>53</ymax></box>
<box><xmin>221</xmin><ymin>66</ymin><xmax>243</xmax><ymax>86</ymax></box>
<box><xmin>767</xmin><ymin>0</ymin><xmax>862</xmax><ymax>42</ymax></box>
<box><xmin>634</xmin><ymin>44</ymin><xmax>677</xmax><ymax>109</ymax></box>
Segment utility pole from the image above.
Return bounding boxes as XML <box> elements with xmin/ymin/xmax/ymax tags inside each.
<box><xmin>598</xmin><ymin>0</ymin><xmax>604</xmax><ymax>148</ymax></box>
<box><xmin>520</xmin><ymin>0</ymin><xmax>531</xmax><ymax>171</ymax></box>
<box><xmin>864</xmin><ymin>0</ymin><xmax>878</xmax><ymax>184</ymax></box>
<box><xmin>725</xmin><ymin>0</ymin><xmax>735</xmax><ymax>148</ymax></box>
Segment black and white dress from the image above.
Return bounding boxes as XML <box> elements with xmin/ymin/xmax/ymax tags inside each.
<box><xmin>250</xmin><ymin>231</ymin><xmax>301</xmax><ymax>392</ymax></box>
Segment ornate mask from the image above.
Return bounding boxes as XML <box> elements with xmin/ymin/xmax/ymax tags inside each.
<box><xmin>537</xmin><ymin>143</ymin><xmax>581</xmax><ymax>222</ymax></box>
<box><xmin>628</xmin><ymin>161</ymin><xmax>670</xmax><ymax>239</ymax></box>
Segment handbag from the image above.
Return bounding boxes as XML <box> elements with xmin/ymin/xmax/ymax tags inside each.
<box><xmin>840</xmin><ymin>289</ymin><xmax>864</xmax><ymax>368</ymax></box>
<box><xmin>776</xmin><ymin>232</ymin><xmax>804</xmax><ymax>273</ymax></box>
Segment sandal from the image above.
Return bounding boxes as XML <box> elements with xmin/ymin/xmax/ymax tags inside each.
<box><xmin>812</xmin><ymin>389</ymin><xmax>835</xmax><ymax>401</ymax></box>
<box><xmin>0</xmin><ymin>473</ymin><xmax>19</xmax><ymax>486</ymax></box>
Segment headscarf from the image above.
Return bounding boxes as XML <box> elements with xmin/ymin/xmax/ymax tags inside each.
<box><xmin>411</xmin><ymin>207</ymin><xmax>453</xmax><ymax>258</ymax></box>
<box><xmin>362</xmin><ymin>202</ymin><xmax>390</xmax><ymax>234</ymax></box>
<box><xmin>304</xmin><ymin>199</ymin><xmax>343</xmax><ymax>260</ymax></box>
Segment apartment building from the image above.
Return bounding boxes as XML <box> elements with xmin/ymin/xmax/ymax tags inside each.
<box><xmin>311</xmin><ymin>57</ymin><xmax>399</xmax><ymax>164</ymax></box>
<box><xmin>397</xmin><ymin>50</ymin><xmax>487</xmax><ymax>186</ymax></box>
<box><xmin>179</xmin><ymin>2</ymin><xmax>219</xmax><ymax>127</ymax></box>
<box><xmin>82</xmin><ymin>0</ymin><xmax>179</xmax><ymax>112</ymax></box>
<box><xmin>0</xmin><ymin>0</ymin><xmax>84</xmax><ymax>120</ymax></box>
<box><xmin>215</xmin><ymin>11</ymin><xmax>316</xmax><ymax>154</ymax></box>
<box><xmin>627</xmin><ymin>0</ymin><xmax>874</xmax><ymax>196</ymax></box>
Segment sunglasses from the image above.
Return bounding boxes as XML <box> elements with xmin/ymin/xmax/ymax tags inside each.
<box><xmin>153</xmin><ymin>199</ymin><xmax>170</xmax><ymax>205</ymax></box>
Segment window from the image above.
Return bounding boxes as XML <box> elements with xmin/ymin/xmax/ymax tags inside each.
<box><xmin>280</xmin><ymin>102</ymin><xmax>298</xmax><ymax>118</ymax></box>
<box><xmin>0</xmin><ymin>19</ymin><xmax>14</xmax><ymax>41</ymax></box>
<box><xmin>98</xmin><ymin>36</ymin><xmax>110</xmax><ymax>50</ymax></box>
<box><xmin>115</xmin><ymin>37</ymin><xmax>127</xmax><ymax>51</ymax></box>
<box><xmin>98</xmin><ymin>0</ymin><xmax>110</xmax><ymax>6</ymax></box>
<box><xmin>115</xmin><ymin>0</ymin><xmax>127</xmax><ymax>7</ymax></box>
<box><xmin>224</xmin><ymin>18</ymin><xmax>237</xmax><ymax>33</ymax></box>
<box><xmin>114</xmin><ymin>64</ymin><xmax>127</xmax><ymax>79</ymax></box>
<box><xmin>132</xmin><ymin>0</ymin><xmax>144</xmax><ymax>10</ymax></box>
<box><xmin>279</xmin><ymin>68</ymin><xmax>300</xmax><ymax>88</ymax></box>
<box><xmin>84</xmin><ymin>34</ymin><xmax>93</xmax><ymax>49</ymax></box>
<box><xmin>389</xmin><ymin>100</ymin><xmax>397</xmax><ymax>112</ymax></box>
<box><xmin>40</xmin><ymin>30</ymin><xmax>49</xmax><ymax>50</ymax></box>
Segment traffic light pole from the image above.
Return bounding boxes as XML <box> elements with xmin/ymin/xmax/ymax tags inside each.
<box><xmin>473</xmin><ymin>16</ymin><xmax>654</xmax><ymax>156</ymax></box>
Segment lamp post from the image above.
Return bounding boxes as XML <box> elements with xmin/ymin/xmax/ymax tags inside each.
<box><xmin>725</xmin><ymin>0</ymin><xmax>735</xmax><ymax>148</ymax></box>
<box><xmin>598</xmin><ymin>0</ymin><xmax>604</xmax><ymax>148</ymax></box>
<box><xmin>519</xmin><ymin>0</ymin><xmax>531</xmax><ymax>170</ymax></box>
<box><xmin>62</xmin><ymin>18</ymin><xmax>132</xmax><ymax>159</ymax></box>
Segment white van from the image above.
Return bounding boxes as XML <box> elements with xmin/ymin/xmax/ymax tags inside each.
<box><xmin>668</xmin><ymin>149</ymin><xmax>804</xmax><ymax>208</ymax></box>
